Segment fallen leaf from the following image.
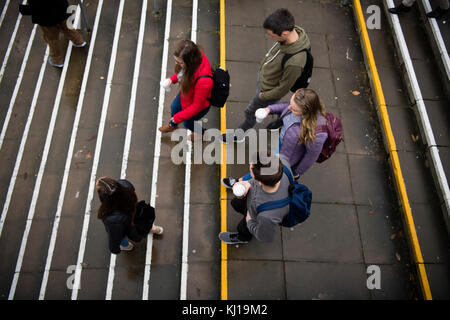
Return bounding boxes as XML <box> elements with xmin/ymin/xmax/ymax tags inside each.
<box><xmin>395</xmin><ymin>252</ymin><xmax>401</xmax><ymax>261</ymax></box>
<box><xmin>351</xmin><ymin>90</ymin><xmax>360</xmax><ymax>96</ymax></box>
<box><xmin>87</xmin><ymin>135</ymin><xmax>96</xmax><ymax>142</ymax></box>
<box><xmin>390</xmin><ymin>233</ymin><xmax>397</xmax><ymax>240</ymax></box>
<box><xmin>411</xmin><ymin>134</ymin><xmax>419</xmax><ymax>142</ymax></box>
<box><xmin>86</xmin><ymin>151</ymin><xmax>92</xmax><ymax>159</ymax></box>
<box><xmin>110</xmin><ymin>124</ymin><xmax>118</xmax><ymax>129</ymax></box>
<box><xmin>369</xmin><ymin>210</ymin><xmax>374</xmax><ymax>215</ymax></box>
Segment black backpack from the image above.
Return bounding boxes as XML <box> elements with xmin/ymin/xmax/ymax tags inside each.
<box><xmin>196</xmin><ymin>67</ymin><xmax>230</xmax><ymax>108</ymax></box>
<box><xmin>127</xmin><ymin>200</ymin><xmax>156</xmax><ymax>242</ymax></box>
<box><xmin>281</xmin><ymin>48</ymin><xmax>314</xmax><ymax>92</ymax></box>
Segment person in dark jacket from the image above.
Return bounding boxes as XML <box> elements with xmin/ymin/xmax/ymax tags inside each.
<box><xmin>19</xmin><ymin>0</ymin><xmax>86</xmax><ymax>68</ymax></box>
<box><xmin>96</xmin><ymin>177</ymin><xmax>163</xmax><ymax>254</ymax></box>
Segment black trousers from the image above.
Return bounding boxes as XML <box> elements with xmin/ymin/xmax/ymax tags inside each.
<box><xmin>231</xmin><ymin>196</ymin><xmax>253</xmax><ymax>241</ymax></box>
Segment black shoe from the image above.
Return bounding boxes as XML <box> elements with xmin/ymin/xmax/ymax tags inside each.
<box><xmin>426</xmin><ymin>6</ymin><xmax>448</xmax><ymax>19</ymax></box>
<box><xmin>388</xmin><ymin>3</ymin><xmax>411</xmax><ymax>14</ymax></box>
<box><xmin>220</xmin><ymin>133</ymin><xmax>245</xmax><ymax>144</ymax></box>
<box><xmin>221</xmin><ymin>177</ymin><xmax>238</xmax><ymax>189</ymax></box>
<box><xmin>219</xmin><ymin>232</ymin><xmax>249</xmax><ymax>244</ymax></box>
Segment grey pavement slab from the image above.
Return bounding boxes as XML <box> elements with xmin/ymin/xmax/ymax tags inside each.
<box><xmin>348</xmin><ymin>153</ymin><xmax>397</xmax><ymax>205</ymax></box>
<box><xmin>228</xmin><ymin>260</ymin><xmax>285</xmax><ymax>300</ymax></box>
<box><xmin>299</xmin><ymin>152</ymin><xmax>354</xmax><ymax>204</ymax></box>
<box><xmin>285</xmin><ymin>261</ymin><xmax>370</xmax><ymax>300</ymax></box>
<box><xmin>356</xmin><ymin>204</ymin><xmax>408</xmax><ymax>265</ymax></box>
<box><xmin>283</xmin><ymin>203</ymin><xmax>363</xmax><ymax>263</ymax></box>
<box><xmin>186</xmin><ymin>262</ymin><xmax>220</xmax><ymax>300</ymax></box>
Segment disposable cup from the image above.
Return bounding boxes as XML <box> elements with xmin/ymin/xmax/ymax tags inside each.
<box><xmin>255</xmin><ymin>108</ymin><xmax>267</xmax><ymax>123</ymax></box>
<box><xmin>233</xmin><ymin>183</ymin><xmax>246</xmax><ymax>197</ymax></box>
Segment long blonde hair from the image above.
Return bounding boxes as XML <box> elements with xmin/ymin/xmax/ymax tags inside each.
<box><xmin>293</xmin><ymin>88</ymin><xmax>326</xmax><ymax>145</ymax></box>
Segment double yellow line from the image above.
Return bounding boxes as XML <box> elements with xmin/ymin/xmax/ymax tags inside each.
<box><xmin>353</xmin><ymin>0</ymin><xmax>432</xmax><ymax>300</ymax></box>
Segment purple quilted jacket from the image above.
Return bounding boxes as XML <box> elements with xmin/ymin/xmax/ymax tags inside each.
<box><xmin>267</xmin><ymin>102</ymin><xmax>328</xmax><ymax>175</ymax></box>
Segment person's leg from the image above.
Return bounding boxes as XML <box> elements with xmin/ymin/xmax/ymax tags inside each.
<box><xmin>389</xmin><ymin>0</ymin><xmax>414</xmax><ymax>14</ymax></box>
<box><xmin>236</xmin><ymin>217</ymin><xmax>253</xmax><ymax>242</ymax></box>
<box><xmin>440</xmin><ymin>0</ymin><xmax>450</xmax><ymax>10</ymax></box>
<box><xmin>183</xmin><ymin>106</ymin><xmax>210</xmax><ymax>133</ymax></box>
<box><xmin>58</xmin><ymin>20</ymin><xmax>86</xmax><ymax>46</ymax></box>
<box><xmin>231</xmin><ymin>196</ymin><xmax>248</xmax><ymax>215</ymax></box>
<box><xmin>170</xmin><ymin>93</ymin><xmax>182</xmax><ymax>119</ymax></box>
<box><xmin>427</xmin><ymin>0</ymin><xmax>449</xmax><ymax>18</ymax></box>
<box><xmin>238</xmin><ymin>94</ymin><xmax>279</xmax><ymax>132</ymax></box>
<box><xmin>40</xmin><ymin>25</ymin><xmax>64</xmax><ymax>65</ymax></box>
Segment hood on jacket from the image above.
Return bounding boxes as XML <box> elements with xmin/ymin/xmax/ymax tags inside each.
<box><xmin>279</xmin><ymin>26</ymin><xmax>311</xmax><ymax>54</ymax></box>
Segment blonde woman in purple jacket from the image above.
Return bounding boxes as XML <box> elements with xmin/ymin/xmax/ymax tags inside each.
<box><xmin>221</xmin><ymin>88</ymin><xmax>328</xmax><ymax>188</ymax></box>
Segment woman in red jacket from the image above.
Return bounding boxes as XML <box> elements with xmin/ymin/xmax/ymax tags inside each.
<box><xmin>159</xmin><ymin>39</ymin><xmax>213</xmax><ymax>140</ymax></box>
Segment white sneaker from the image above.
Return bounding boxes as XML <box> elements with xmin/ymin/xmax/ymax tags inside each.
<box><xmin>72</xmin><ymin>41</ymin><xmax>87</xmax><ymax>48</ymax></box>
<box><xmin>151</xmin><ymin>225</ymin><xmax>164</xmax><ymax>235</ymax></box>
<box><xmin>48</xmin><ymin>57</ymin><xmax>64</xmax><ymax>68</ymax></box>
<box><xmin>119</xmin><ymin>242</ymin><xmax>134</xmax><ymax>251</ymax></box>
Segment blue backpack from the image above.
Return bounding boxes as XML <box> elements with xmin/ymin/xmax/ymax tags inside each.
<box><xmin>256</xmin><ymin>165</ymin><xmax>312</xmax><ymax>228</ymax></box>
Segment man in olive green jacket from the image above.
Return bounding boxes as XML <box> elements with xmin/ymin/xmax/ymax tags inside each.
<box><xmin>222</xmin><ymin>8</ymin><xmax>312</xmax><ymax>143</ymax></box>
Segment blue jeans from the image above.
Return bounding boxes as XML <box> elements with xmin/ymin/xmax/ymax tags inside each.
<box><xmin>171</xmin><ymin>93</ymin><xmax>210</xmax><ymax>133</ymax></box>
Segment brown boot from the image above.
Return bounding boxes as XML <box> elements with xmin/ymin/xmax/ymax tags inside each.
<box><xmin>158</xmin><ymin>124</ymin><xmax>177</xmax><ymax>133</ymax></box>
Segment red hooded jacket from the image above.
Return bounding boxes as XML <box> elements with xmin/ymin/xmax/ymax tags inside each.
<box><xmin>169</xmin><ymin>51</ymin><xmax>213</xmax><ymax>124</ymax></box>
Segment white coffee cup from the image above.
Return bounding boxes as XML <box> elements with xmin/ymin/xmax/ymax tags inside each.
<box><xmin>232</xmin><ymin>183</ymin><xmax>246</xmax><ymax>197</ymax></box>
<box><xmin>255</xmin><ymin>108</ymin><xmax>268</xmax><ymax>123</ymax></box>
<box><xmin>160</xmin><ymin>78</ymin><xmax>171</xmax><ymax>92</ymax></box>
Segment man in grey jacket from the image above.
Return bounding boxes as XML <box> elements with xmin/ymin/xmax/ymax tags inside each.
<box><xmin>219</xmin><ymin>152</ymin><xmax>292</xmax><ymax>244</ymax></box>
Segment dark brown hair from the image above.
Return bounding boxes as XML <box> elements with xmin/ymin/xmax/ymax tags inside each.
<box><xmin>250</xmin><ymin>151</ymin><xmax>283</xmax><ymax>187</ymax></box>
<box><xmin>173</xmin><ymin>39</ymin><xmax>203</xmax><ymax>96</ymax></box>
<box><xmin>263</xmin><ymin>8</ymin><xmax>295</xmax><ymax>36</ymax></box>
<box><xmin>96</xmin><ymin>177</ymin><xmax>137</xmax><ymax>222</ymax></box>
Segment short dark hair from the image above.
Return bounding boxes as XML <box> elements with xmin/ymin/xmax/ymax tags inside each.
<box><xmin>263</xmin><ymin>8</ymin><xmax>295</xmax><ymax>36</ymax></box>
<box><xmin>250</xmin><ymin>151</ymin><xmax>283</xmax><ymax>187</ymax></box>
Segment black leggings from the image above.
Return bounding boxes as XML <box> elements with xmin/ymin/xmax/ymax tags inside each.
<box><xmin>231</xmin><ymin>197</ymin><xmax>253</xmax><ymax>242</ymax></box>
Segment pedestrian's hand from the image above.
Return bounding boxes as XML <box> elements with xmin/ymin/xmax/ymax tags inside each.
<box><xmin>246</xmin><ymin>211</ymin><xmax>251</xmax><ymax>222</ymax></box>
<box><xmin>161</xmin><ymin>78</ymin><xmax>172</xmax><ymax>92</ymax></box>
<box><xmin>241</xmin><ymin>181</ymin><xmax>251</xmax><ymax>197</ymax></box>
<box><xmin>258</xmin><ymin>92</ymin><xmax>263</xmax><ymax>99</ymax></box>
